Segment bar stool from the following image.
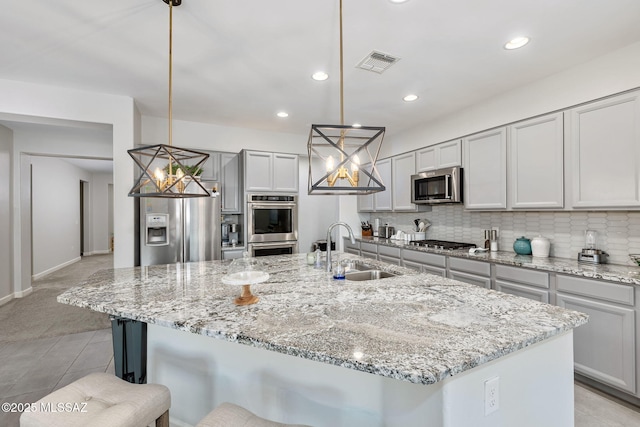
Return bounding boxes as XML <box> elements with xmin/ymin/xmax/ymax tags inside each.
<box><xmin>20</xmin><ymin>372</ymin><xmax>171</xmax><ymax>427</ymax></box>
<box><xmin>197</xmin><ymin>402</ymin><xmax>311</xmax><ymax>427</ymax></box>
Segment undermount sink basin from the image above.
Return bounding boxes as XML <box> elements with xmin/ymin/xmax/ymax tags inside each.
<box><xmin>345</xmin><ymin>270</ymin><xmax>397</xmax><ymax>281</ymax></box>
<box><xmin>345</xmin><ymin>261</ymin><xmax>375</xmax><ymax>271</ymax></box>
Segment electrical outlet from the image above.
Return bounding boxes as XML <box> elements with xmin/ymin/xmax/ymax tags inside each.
<box><xmin>484</xmin><ymin>376</ymin><xmax>499</xmax><ymax>415</ymax></box>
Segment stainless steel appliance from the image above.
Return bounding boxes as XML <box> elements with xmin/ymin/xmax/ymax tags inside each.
<box><xmin>378</xmin><ymin>224</ymin><xmax>395</xmax><ymax>239</ymax></box>
<box><xmin>408</xmin><ymin>239</ymin><xmax>475</xmax><ymax>250</ymax></box>
<box><xmin>578</xmin><ymin>229</ymin><xmax>608</xmax><ymax>264</ymax></box>
<box><xmin>247</xmin><ymin>194</ymin><xmax>298</xmax><ymax>257</ymax></box>
<box><xmin>139</xmin><ymin>191</ymin><xmax>221</xmax><ymax>266</ymax></box>
<box><xmin>411</xmin><ymin>166</ymin><xmax>463</xmax><ymax>204</ymax></box>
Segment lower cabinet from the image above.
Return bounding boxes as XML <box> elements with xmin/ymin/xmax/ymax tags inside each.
<box><xmin>222</xmin><ymin>249</ymin><xmax>245</xmax><ymax>260</ymax></box>
<box><xmin>343</xmin><ymin>238</ymin><xmax>360</xmax><ymax>256</ymax></box>
<box><xmin>494</xmin><ymin>264</ymin><xmax>550</xmax><ymax>303</ymax></box>
<box><xmin>556</xmin><ymin>275</ymin><xmax>637</xmax><ymax>395</ymax></box>
<box><xmin>401</xmin><ymin>249</ymin><xmax>446</xmax><ymax>277</ymax></box>
<box><xmin>378</xmin><ymin>246</ymin><xmax>401</xmax><ymax>266</ymax></box>
<box><xmin>447</xmin><ymin>257</ymin><xmax>491</xmax><ymax>288</ymax></box>
<box><xmin>360</xmin><ymin>242</ymin><xmax>378</xmax><ymax>260</ymax></box>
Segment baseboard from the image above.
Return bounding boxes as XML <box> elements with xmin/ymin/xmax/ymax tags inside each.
<box><xmin>15</xmin><ymin>287</ymin><xmax>33</xmax><ymax>298</ymax></box>
<box><xmin>82</xmin><ymin>250</ymin><xmax>112</xmax><ymax>256</ymax></box>
<box><xmin>32</xmin><ymin>257</ymin><xmax>81</xmax><ymax>281</ymax></box>
<box><xmin>0</xmin><ymin>293</ymin><xmax>14</xmax><ymax>306</ymax></box>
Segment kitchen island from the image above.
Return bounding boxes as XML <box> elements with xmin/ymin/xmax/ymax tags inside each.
<box><xmin>58</xmin><ymin>254</ymin><xmax>587</xmax><ymax>427</ymax></box>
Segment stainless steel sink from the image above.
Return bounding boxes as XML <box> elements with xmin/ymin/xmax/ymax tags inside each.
<box><xmin>344</xmin><ymin>261</ymin><xmax>375</xmax><ymax>271</ymax></box>
<box><xmin>345</xmin><ymin>270</ymin><xmax>397</xmax><ymax>281</ymax></box>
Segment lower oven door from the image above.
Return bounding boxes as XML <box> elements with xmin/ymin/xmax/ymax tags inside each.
<box><xmin>248</xmin><ymin>241</ymin><xmax>299</xmax><ymax>257</ymax></box>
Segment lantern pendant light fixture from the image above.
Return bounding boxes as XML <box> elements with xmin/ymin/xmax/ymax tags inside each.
<box><xmin>307</xmin><ymin>0</ymin><xmax>386</xmax><ymax>195</ymax></box>
<box><xmin>128</xmin><ymin>0</ymin><xmax>211</xmax><ymax>198</ymax></box>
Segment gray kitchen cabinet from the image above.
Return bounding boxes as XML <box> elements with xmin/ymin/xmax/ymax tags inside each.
<box><xmin>357</xmin><ymin>159</ymin><xmax>392</xmax><ymax>212</ymax></box>
<box><xmin>222</xmin><ymin>248</ymin><xmax>245</xmax><ymax>260</ymax></box>
<box><xmin>508</xmin><ymin>113</ymin><xmax>564</xmax><ymax>209</ymax></box>
<box><xmin>448</xmin><ymin>257</ymin><xmax>491</xmax><ymax>288</ymax></box>
<box><xmin>220</xmin><ymin>153</ymin><xmax>241</xmax><ymax>214</ymax></box>
<box><xmin>556</xmin><ymin>275</ymin><xmax>636</xmax><ymax>394</ymax></box>
<box><xmin>360</xmin><ymin>241</ymin><xmax>378</xmax><ymax>260</ymax></box>
<box><xmin>343</xmin><ymin>237</ymin><xmax>360</xmax><ymax>256</ymax></box>
<box><xmin>392</xmin><ymin>152</ymin><xmax>417</xmax><ymax>211</ymax></box>
<box><xmin>200</xmin><ymin>151</ymin><xmax>220</xmax><ymax>181</ymax></box>
<box><xmin>494</xmin><ymin>264</ymin><xmax>550</xmax><ymax>303</ymax></box>
<box><xmin>244</xmin><ymin>150</ymin><xmax>298</xmax><ymax>193</ymax></box>
<box><xmin>378</xmin><ymin>245</ymin><xmax>401</xmax><ymax>265</ymax></box>
<box><xmin>463</xmin><ymin>128</ymin><xmax>507</xmax><ymax>210</ymax></box>
<box><xmin>568</xmin><ymin>90</ymin><xmax>640</xmax><ymax>208</ymax></box>
<box><xmin>401</xmin><ymin>249</ymin><xmax>446</xmax><ymax>277</ymax></box>
<box><xmin>416</xmin><ymin>140</ymin><xmax>461</xmax><ymax>172</ymax></box>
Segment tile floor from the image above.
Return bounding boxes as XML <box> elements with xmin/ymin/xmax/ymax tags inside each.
<box><xmin>0</xmin><ymin>329</ymin><xmax>114</xmax><ymax>427</ymax></box>
<box><xmin>2</xmin><ymin>330</ymin><xmax>640</xmax><ymax>426</ymax></box>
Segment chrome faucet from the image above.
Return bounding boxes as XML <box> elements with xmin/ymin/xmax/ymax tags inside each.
<box><xmin>326</xmin><ymin>222</ymin><xmax>356</xmax><ymax>272</ymax></box>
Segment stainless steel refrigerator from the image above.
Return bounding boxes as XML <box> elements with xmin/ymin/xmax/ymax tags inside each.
<box><xmin>138</xmin><ymin>193</ymin><xmax>221</xmax><ymax>266</ymax></box>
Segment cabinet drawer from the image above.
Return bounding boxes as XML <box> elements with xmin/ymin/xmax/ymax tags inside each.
<box><xmin>402</xmin><ymin>249</ymin><xmax>446</xmax><ymax>267</ymax></box>
<box><xmin>360</xmin><ymin>242</ymin><xmax>378</xmax><ymax>254</ymax></box>
<box><xmin>448</xmin><ymin>257</ymin><xmax>490</xmax><ymax>276</ymax></box>
<box><xmin>378</xmin><ymin>254</ymin><xmax>401</xmax><ymax>266</ymax></box>
<box><xmin>448</xmin><ymin>271</ymin><xmax>491</xmax><ymax>289</ymax></box>
<box><xmin>556</xmin><ymin>275</ymin><xmax>634</xmax><ymax>306</ymax></box>
<box><xmin>378</xmin><ymin>245</ymin><xmax>401</xmax><ymax>258</ymax></box>
<box><xmin>495</xmin><ymin>280</ymin><xmax>550</xmax><ymax>303</ymax></box>
<box><xmin>495</xmin><ymin>265</ymin><xmax>549</xmax><ymax>289</ymax></box>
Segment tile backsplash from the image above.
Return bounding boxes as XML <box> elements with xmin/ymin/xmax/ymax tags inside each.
<box><xmin>367</xmin><ymin>206</ymin><xmax>640</xmax><ymax>266</ymax></box>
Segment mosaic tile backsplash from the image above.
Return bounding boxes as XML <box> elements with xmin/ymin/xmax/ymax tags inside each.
<box><xmin>367</xmin><ymin>206</ymin><xmax>640</xmax><ymax>266</ymax></box>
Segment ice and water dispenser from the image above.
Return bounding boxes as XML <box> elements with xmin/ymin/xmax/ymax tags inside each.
<box><xmin>145</xmin><ymin>214</ymin><xmax>169</xmax><ymax>246</ymax></box>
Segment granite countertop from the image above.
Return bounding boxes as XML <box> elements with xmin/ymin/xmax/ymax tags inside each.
<box><xmin>58</xmin><ymin>253</ymin><xmax>587</xmax><ymax>385</ymax></box>
<box><xmin>358</xmin><ymin>236</ymin><xmax>640</xmax><ymax>286</ymax></box>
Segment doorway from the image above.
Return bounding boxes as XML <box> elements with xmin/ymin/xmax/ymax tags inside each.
<box><xmin>80</xmin><ymin>180</ymin><xmax>90</xmax><ymax>256</ymax></box>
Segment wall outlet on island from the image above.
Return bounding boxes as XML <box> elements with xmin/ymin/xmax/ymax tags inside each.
<box><xmin>484</xmin><ymin>376</ymin><xmax>499</xmax><ymax>416</ymax></box>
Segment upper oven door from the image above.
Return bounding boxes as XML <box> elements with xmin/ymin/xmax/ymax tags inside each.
<box><xmin>411</xmin><ymin>166</ymin><xmax>462</xmax><ymax>204</ymax></box>
<box><xmin>247</xmin><ymin>201</ymin><xmax>298</xmax><ymax>243</ymax></box>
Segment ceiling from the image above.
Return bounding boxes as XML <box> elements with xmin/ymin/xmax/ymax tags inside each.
<box><xmin>2</xmin><ymin>0</ymin><xmax>640</xmax><ymax>140</ymax></box>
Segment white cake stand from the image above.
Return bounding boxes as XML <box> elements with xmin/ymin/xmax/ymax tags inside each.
<box><xmin>221</xmin><ymin>271</ymin><xmax>269</xmax><ymax>306</ymax></box>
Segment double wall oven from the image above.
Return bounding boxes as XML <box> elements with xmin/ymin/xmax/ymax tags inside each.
<box><xmin>247</xmin><ymin>194</ymin><xmax>298</xmax><ymax>257</ymax></box>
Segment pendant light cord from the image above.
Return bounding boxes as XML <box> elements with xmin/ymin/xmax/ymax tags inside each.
<box><xmin>168</xmin><ymin>0</ymin><xmax>173</xmax><ymax>147</ymax></box>
<box><xmin>339</xmin><ymin>0</ymin><xmax>344</xmax><ymax>127</ymax></box>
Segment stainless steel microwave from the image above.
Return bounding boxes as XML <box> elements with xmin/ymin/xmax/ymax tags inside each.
<box><xmin>411</xmin><ymin>166</ymin><xmax>463</xmax><ymax>204</ymax></box>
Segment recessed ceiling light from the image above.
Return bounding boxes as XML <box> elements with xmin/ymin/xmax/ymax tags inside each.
<box><xmin>389</xmin><ymin>0</ymin><xmax>410</xmax><ymax>4</ymax></box>
<box><xmin>352</xmin><ymin>123</ymin><xmax>362</xmax><ymax>128</ymax></box>
<box><xmin>276</xmin><ymin>111</ymin><xmax>289</xmax><ymax>118</ymax></box>
<box><xmin>403</xmin><ymin>94</ymin><xmax>418</xmax><ymax>102</ymax></box>
<box><xmin>312</xmin><ymin>71</ymin><xmax>329</xmax><ymax>81</ymax></box>
<box><xmin>504</xmin><ymin>36</ymin><xmax>530</xmax><ymax>50</ymax></box>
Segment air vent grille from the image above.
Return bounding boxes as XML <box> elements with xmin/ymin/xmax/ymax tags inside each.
<box><xmin>356</xmin><ymin>51</ymin><xmax>400</xmax><ymax>74</ymax></box>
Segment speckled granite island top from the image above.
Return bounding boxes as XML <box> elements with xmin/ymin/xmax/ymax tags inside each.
<box><xmin>58</xmin><ymin>254</ymin><xmax>587</xmax><ymax>385</ymax></box>
<box><xmin>361</xmin><ymin>236</ymin><xmax>640</xmax><ymax>286</ymax></box>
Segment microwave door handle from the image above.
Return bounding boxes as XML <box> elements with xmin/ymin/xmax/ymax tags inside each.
<box><xmin>445</xmin><ymin>174</ymin><xmax>452</xmax><ymax>199</ymax></box>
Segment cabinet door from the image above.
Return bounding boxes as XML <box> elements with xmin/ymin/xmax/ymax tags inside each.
<box><xmin>273</xmin><ymin>153</ymin><xmax>299</xmax><ymax>192</ymax></box>
<box><xmin>448</xmin><ymin>270</ymin><xmax>491</xmax><ymax>289</ymax></box>
<box><xmin>416</xmin><ymin>146</ymin><xmax>437</xmax><ymax>172</ymax></box>
<box><xmin>200</xmin><ymin>151</ymin><xmax>220</xmax><ymax>181</ymax></box>
<box><xmin>378</xmin><ymin>254</ymin><xmax>401</xmax><ymax>265</ymax></box>
<box><xmin>392</xmin><ymin>152</ymin><xmax>417</xmax><ymax>211</ymax></box>
<box><xmin>357</xmin><ymin>163</ymin><xmax>375</xmax><ymax>211</ymax></box>
<box><xmin>509</xmin><ymin>113</ymin><xmax>564</xmax><ymax>209</ymax></box>
<box><xmin>557</xmin><ymin>293</ymin><xmax>636</xmax><ymax>394</ymax></box>
<box><xmin>463</xmin><ymin>128</ymin><xmax>507</xmax><ymax>209</ymax></box>
<box><xmin>495</xmin><ymin>280</ymin><xmax>549</xmax><ymax>303</ymax></box>
<box><xmin>569</xmin><ymin>91</ymin><xmax>640</xmax><ymax>208</ymax></box>
<box><xmin>438</xmin><ymin>140</ymin><xmax>462</xmax><ymax>168</ymax></box>
<box><xmin>244</xmin><ymin>151</ymin><xmax>273</xmax><ymax>192</ymax></box>
<box><xmin>373</xmin><ymin>158</ymin><xmax>392</xmax><ymax>211</ymax></box>
<box><xmin>221</xmin><ymin>153</ymin><xmax>241</xmax><ymax>214</ymax></box>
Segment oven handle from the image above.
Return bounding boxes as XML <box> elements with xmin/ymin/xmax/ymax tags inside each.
<box><xmin>249</xmin><ymin>241</ymin><xmax>298</xmax><ymax>248</ymax></box>
<box><xmin>248</xmin><ymin>202</ymin><xmax>297</xmax><ymax>210</ymax></box>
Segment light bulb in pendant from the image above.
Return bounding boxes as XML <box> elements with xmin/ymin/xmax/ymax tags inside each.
<box><xmin>326</xmin><ymin>156</ymin><xmax>335</xmax><ymax>173</ymax></box>
<box><xmin>351</xmin><ymin>154</ymin><xmax>360</xmax><ymax>172</ymax></box>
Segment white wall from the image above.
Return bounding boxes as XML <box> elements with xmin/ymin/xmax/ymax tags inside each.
<box><xmin>0</xmin><ymin>79</ymin><xmax>137</xmax><ymax>296</ymax></box>
<box><xmin>30</xmin><ymin>157</ymin><xmax>90</xmax><ymax>277</ymax></box>
<box><xmin>0</xmin><ymin>125</ymin><xmax>12</xmax><ymax>304</ymax></box>
<box><xmin>382</xmin><ymin>40</ymin><xmax>640</xmax><ymax>158</ymax></box>
<box><xmin>90</xmin><ymin>173</ymin><xmax>114</xmax><ymax>254</ymax></box>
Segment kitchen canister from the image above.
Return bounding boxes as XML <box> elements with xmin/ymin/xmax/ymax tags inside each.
<box><xmin>513</xmin><ymin>236</ymin><xmax>532</xmax><ymax>255</ymax></box>
<box><xmin>531</xmin><ymin>235</ymin><xmax>551</xmax><ymax>258</ymax></box>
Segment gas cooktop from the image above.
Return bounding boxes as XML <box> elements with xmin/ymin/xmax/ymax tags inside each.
<box><xmin>408</xmin><ymin>239</ymin><xmax>476</xmax><ymax>250</ymax></box>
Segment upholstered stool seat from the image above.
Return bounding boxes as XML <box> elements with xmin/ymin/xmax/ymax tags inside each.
<box><xmin>20</xmin><ymin>372</ymin><xmax>171</xmax><ymax>427</ymax></box>
<box><xmin>197</xmin><ymin>402</ymin><xmax>311</xmax><ymax>427</ymax></box>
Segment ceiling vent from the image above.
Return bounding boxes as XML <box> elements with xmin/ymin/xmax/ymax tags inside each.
<box><xmin>356</xmin><ymin>51</ymin><xmax>400</xmax><ymax>74</ymax></box>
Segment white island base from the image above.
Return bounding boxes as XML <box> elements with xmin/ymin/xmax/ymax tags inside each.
<box><xmin>147</xmin><ymin>325</ymin><xmax>574</xmax><ymax>427</ymax></box>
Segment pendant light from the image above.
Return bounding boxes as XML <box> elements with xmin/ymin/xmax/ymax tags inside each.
<box><xmin>307</xmin><ymin>0</ymin><xmax>386</xmax><ymax>195</ymax></box>
<box><xmin>128</xmin><ymin>0</ymin><xmax>210</xmax><ymax>198</ymax></box>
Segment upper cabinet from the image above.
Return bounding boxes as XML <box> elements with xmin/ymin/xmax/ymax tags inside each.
<box><xmin>244</xmin><ymin>150</ymin><xmax>299</xmax><ymax>193</ymax></box>
<box><xmin>416</xmin><ymin>140</ymin><xmax>461</xmax><ymax>172</ymax></box>
<box><xmin>220</xmin><ymin>153</ymin><xmax>241</xmax><ymax>214</ymax></box>
<box><xmin>200</xmin><ymin>151</ymin><xmax>221</xmax><ymax>181</ymax></box>
<box><xmin>508</xmin><ymin>113</ymin><xmax>564</xmax><ymax>209</ymax></box>
<box><xmin>392</xmin><ymin>152</ymin><xmax>416</xmax><ymax>211</ymax></box>
<box><xmin>568</xmin><ymin>90</ymin><xmax>640</xmax><ymax>208</ymax></box>
<box><xmin>357</xmin><ymin>158</ymin><xmax>392</xmax><ymax>212</ymax></box>
<box><xmin>463</xmin><ymin>128</ymin><xmax>507</xmax><ymax>210</ymax></box>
